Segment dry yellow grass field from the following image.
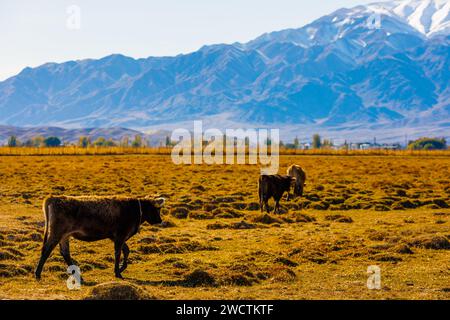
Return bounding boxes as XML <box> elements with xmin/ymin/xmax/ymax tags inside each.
<box><xmin>0</xmin><ymin>154</ymin><xmax>449</xmax><ymax>300</ymax></box>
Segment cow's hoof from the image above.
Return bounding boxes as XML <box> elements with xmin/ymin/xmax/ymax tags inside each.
<box><xmin>119</xmin><ymin>265</ymin><xmax>127</xmax><ymax>273</ymax></box>
<box><xmin>115</xmin><ymin>274</ymin><xmax>124</xmax><ymax>279</ymax></box>
<box><xmin>35</xmin><ymin>274</ymin><xmax>41</xmax><ymax>281</ymax></box>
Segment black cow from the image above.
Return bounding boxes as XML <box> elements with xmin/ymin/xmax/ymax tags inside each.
<box><xmin>35</xmin><ymin>195</ymin><xmax>164</xmax><ymax>280</ymax></box>
<box><xmin>258</xmin><ymin>175</ymin><xmax>296</xmax><ymax>214</ymax></box>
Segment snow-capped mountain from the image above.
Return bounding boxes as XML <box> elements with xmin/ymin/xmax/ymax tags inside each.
<box><xmin>377</xmin><ymin>0</ymin><xmax>450</xmax><ymax>36</ymax></box>
<box><xmin>0</xmin><ymin>0</ymin><xmax>449</xmax><ymax>142</ymax></box>
<box><xmin>250</xmin><ymin>0</ymin><xmax>450</xmax><ymax>47</ymax></box>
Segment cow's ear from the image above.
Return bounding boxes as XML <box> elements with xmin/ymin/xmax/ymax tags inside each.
<box><xmin>153</xmin><ymin>197</ymin><xmax>166</xmax><ymax>208</ymax></box>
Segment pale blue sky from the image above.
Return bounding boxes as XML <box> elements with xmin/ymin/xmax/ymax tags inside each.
<box><xmin>1</xmin><ymin>0</ymin><xmax>381</xmax><ymax>80</ymax></box>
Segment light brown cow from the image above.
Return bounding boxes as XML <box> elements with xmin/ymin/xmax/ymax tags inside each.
<box><xmin>286</xmin><ymin>165</ymin><xmax>307</xmax><ymax>198</ymax></box>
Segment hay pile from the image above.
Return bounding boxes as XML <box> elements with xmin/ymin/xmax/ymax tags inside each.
<box><xmin>85</xmin><ymin>282</ymin><xmax>155</xmax><ymax>300</ymax></box>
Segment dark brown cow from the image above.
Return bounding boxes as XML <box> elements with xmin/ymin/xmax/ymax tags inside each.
<box><xmin>35</xmin><ymin>196</ymin><xmax>165</xmax><ymax>280</ymax></box>
<box><xmin>259</xmin><ymin>175</ymin><xmax>296</xmax><ymax>214</ymax></box>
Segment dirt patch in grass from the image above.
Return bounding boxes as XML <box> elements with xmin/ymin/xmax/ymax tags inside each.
<box><xmin>0</xmin><ymin>250</ymin><xmax>21</xmax><ymax>261</ymax></box>
<box><xmin>231</xmin><ymin>202</ymin><xmax>247</xmax><ymax>210</ymax></box>
<box><xmin>288</xmin><ymin>247</ymin><xmax>331</xmax><ymax>264</ymax></box>
<box><xmin>325</xmin><ymin>214</ymin><xmax>353</xmax><ymax>223</ymax></box>
<box><xmin>212</xmin><ymin>208</ymin><xmax>243</xmax><ymax>219</ymax></box>
<box><xmin>138</xmin><ymin>239</ymin><xmax>218</xmax><ymax>254</ymax></box>
<box><xmin>409</xmin><ymin>235</ymin><xmax>450</xmax><ymax>250</ymax></box>
<box><xmin>391</xmin><ymin>244</ymin><xmax>414</xmax><ymax>254</ymax></box>
<box><xmin>246</xmin><ymin>202</ymin><xmax>260</xmax><ymax>211</ymax></box>
<box><xmin>308</xmin><ymin>202</ymin><xmax>330</xmax><ymax>210</ymax></box>
<box><xmin>251</xmin><ymin>214</ymin><xmax>283</xmax><ymax>225</ymax></box>
<box><xmin>274</xmin><ymin>257</ymin><xmax>299</xmax><ymax>267</ymax></box>
<box><xmin>207</xmin><ymin>220</ymin><xmax>259</xmax><ymax>230</ymax></box>
<box><xmin>289</xmin><ymin>212</ymin><xmax>316</xmax><ymax>223</ymax></box>
<box><xmin>370</xmin><ymin>253</ymin><xmax>403</xmax><ymax>262</ymax></box>
<box><xmin>433</xmin><ymin>212</ymin><xmax>449</xmax><ymax>217</ymax></box>
<box><xmin>0</xmin><ymin>263</ymin><xmax>28</xmax><ymax>277</ymax></box>
<box><xmin>267</xmin><ymin>266</ymin><xmax>297</xmax><ymax>282</ymax></box>
<box><xmin>206</xmin><ymin>222</ymin><xmax>228</xmax><ymax>230</ymax></box>
<box><xmin>222</xmin><ymin>273</ymin><xmax>258</xmax><ymax>286</ymax></box>
<box><xmin>188</xmin><ymin>210</ymin><xmax>214</xmax><ymax>220</ymax></box>
<box><xmin>170</xmin><ymin>207</ymin><xmax>189</xmax><ymax>219</ymax></box>
<box><xmin>183</xmin><ymin>269</ymin><xmax>217</xmax><ymax>287</ymax></box>
<box><xmin>159</xmin><ymin>219</ymin><xmax>177</xmax><ymax>228</ymax></box>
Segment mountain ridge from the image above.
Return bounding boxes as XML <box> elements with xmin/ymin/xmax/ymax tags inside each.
<box><xmin>0</xmin><ymin>0</ymin><xmax>449</xmax><ymax>142</ymax></box>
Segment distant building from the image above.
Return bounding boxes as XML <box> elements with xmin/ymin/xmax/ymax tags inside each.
<box><xmin>359</xmin><ymin>143</ymin><xmax>372</xmax><ymax>150</ymax></box>
<box><xmin>345</xmin><ymin>142</ymin><xmax>402</xmax><ymax>150</ymax></box>
<box><xmin>301</xmin><ymin>143</ymin><xmax>311</xmax><ymax>150</ymax></box>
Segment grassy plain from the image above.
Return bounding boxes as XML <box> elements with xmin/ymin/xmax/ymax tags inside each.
<box><xmin>0</xmin><ymin>154</ymin><xmax>449</xmax><ymax>299</ymax></box>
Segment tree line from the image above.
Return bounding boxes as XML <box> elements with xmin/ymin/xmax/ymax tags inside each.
<box><xmin>6</xmin><ymin>135</ymin><xmax>147</xmax><ymax>148</ymax></box>
<box><xmin>5</xmin><ymin>134</ymin><xmax>447</xmax><ymax>150</ymax></box>
<box><xmin>407</xmin><ymin>137</ymin><xmax>447</xmax><ymax>150</ymax></box>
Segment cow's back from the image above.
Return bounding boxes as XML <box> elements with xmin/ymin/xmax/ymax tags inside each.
<box><xmin>287</xmin><ymin>165</ymin><xmax>306</xmax><ymax>184</ymax></box>
<box><xmin>46</xmin><ymin>196</ymin><xmax>120</xmax><ymax>220</ymax></box>
<box><xmin>259</xmin><ymin>175</ymin><xmax>291</xmax><ymax>199</ymax></box>
<box><xmin>43</xmin><ymin>196</ymin><xmax>139</xmax><ymax>238</ymax></box>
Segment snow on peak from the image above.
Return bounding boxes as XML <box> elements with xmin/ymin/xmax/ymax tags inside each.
<box><xmin>370</xmin><ymin>0</ymin><xmax>450</xmax><ymax>36</ymax></box>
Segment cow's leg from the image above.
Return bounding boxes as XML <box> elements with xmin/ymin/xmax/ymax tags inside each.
<box><xmin>119</xmin><ymin>243</ymin><xmax>130</xmax><ymax>273</ymax></box>
<box><xmin>260</xmin><ymin>196</ymin><xmax>266</xmax><ymax>213</ymax></box>
<box><xmin>35</xmin><ymin>234</ymin><xmax>61</xmax><ymax>280</ymax></box>
<box><xmin>114</xmin><ymin>240</ymin><xmax>125</xmax><ymax>279</ymax></box>
<box><xmin>265</xmin><ymin>198</ymin><xmax>270</xmax><ymax>213</ymax></box>
<box><xmin>274</xmin><ymin>195</ymin><xmax>283</xmax><ymax>214</ymax></box>
<box><xmin>59</xmin><ymin>237</ymin><xmax>73</xmax><ymax>267</ymax></box>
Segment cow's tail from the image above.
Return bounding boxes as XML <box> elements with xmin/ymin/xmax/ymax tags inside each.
<box><xmin>258</xmin><ymin>176</ymin><xmax>262</xmax><ymax>203</ymax></box>
<box><xmin>258</xmin><ymin>175</ymin><xmax>264</xmax><ymax>212</ymax></box>
<box><xmin>42</xmin><ymin>197</ymin><xmax>51</xmax><ymax>244</ymax></box>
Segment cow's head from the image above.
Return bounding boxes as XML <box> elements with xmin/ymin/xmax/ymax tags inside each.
<box><xmin>141</xmin><ymin>197</ymin><xmax>165</xmax><ymax>225</ymax></box>
<box><xmin>286</xmin><ymin>177</ymin><xmax>297</xmax><ymax>201</ymax></box>
<box><xmin>293</xmin><ymin>180</ymin><xmax>306</xmax><ymax>197</ymax></box>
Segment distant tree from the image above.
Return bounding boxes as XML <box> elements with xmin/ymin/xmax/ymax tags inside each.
<box><xmin>121</xmin><ymin>136</ymin><xmax>130</xmax><ymax>147</ymax></box>
<box><xmin>322</xmin><ymin>139</ymin><xmax>334</xmax><ymax>148</ymax></box>
<box><xmin>284</xmin><ymin>143</ymin><xmax>298</xmax><ymax>149</ymax></box>
<box><xmin>7</xmin><ymin>135</ymin><xmax>19</xmax><ymax>147</ymax></box>
<box><xmin>342</xmin><ymin>140</ymin><xmax>349</xmax><ymax>151</ymax></box>
<box><xmin>131</xmin><ymin>135</ymin><xmax>142</xmax><ymax>148</ymax></box>
<box><xmin>23</xmin><ymin>139</ymin><xmax>34</xmax><ymax>147</ymax></box>
<box><xmin>78</xmin><ymin>136</ymin><xmax>91</xmax><ymax>148</ymax></box>
<box><xmin>32</xmin><ymin>136</ymin><xmax>45</xmax><ymax>147</ymax></box>
<box><xmin>165</xmin><ymin>135</ymin><xmax>172</xmax><ymax>147</ymax></box>
<box><xmin>293</xmin><ymin>136</ymin><xmax>299</xmax><ymax>149</ymax></box>
<box><xmin>93</xmin><ymin>137</ymin><xmax>106</xmax><ymax>147</ymax></box>
<box><xmin>312</xmin><ymin>134</ymin><xmax>322</xmax><ymax>149</ymax></box>
<box><xmin>104</xmin><ymin>138</ymin><xmax>116</xmax><ymax>147</ymax></box>
<box><xmin>44</xmin><ymin>136</ymin><xmax>61</xmax><ymax>147</ymax></box>
<box><xmin>408</xmin><ymin>137</ymin><xmax>447</xmax><ymax>150</ymax></box>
